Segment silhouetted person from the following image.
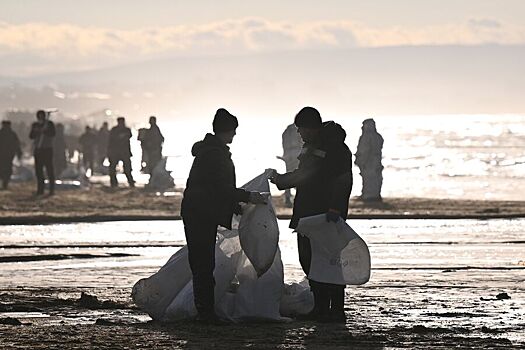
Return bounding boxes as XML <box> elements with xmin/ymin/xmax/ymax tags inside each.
<box><xmin>278</xmin><ymin>123</ymin><xmax>303</xmax><ymax>207</ymax></box>
<box><xmin>29</xmin><ymin>110</ymin><xmax>56</xmax><ymax>195</ymax></box>
<box><xmin>53</xmin><ymin>123</ymin><xmax>68</xmax><ymax>178</ymax></box>
<box><xmin>269</xmin><ymin>107</ymin><xmax>352</xmax><ymax>323</ymax></box>
<box><xmin>137</xmin><ymin>127</ymin><xmax>148</xmax><ymax>172</ymax></box>
<box><xmin>107</xmin><ymin>117</ymin><xmax>135</xmax><ymax>187</ymax></box>
<box><xmin>79</xmin><ymin>126</ymin><xmax>97</xmax><ymax>174</ymax></box>
<box><xmin>96</xmin><ymin>122</ymin><xmax>109</xmax><ymax>170</ymax></box>
<box><xmin>355</xmin><ymin>118</ymin><xmax>384</xmax><ymax>202</ymax></box>
<box><xmin>180</xmin><ymin>108</ymin><xmax>266</xmax><ymax>323</ymax></box>
<box><xmin>143</xmin><ymin>116</ymin><xmax>164</xmax><ymax>174</ymax></box>
<box><xmin>0</xmin><ymin>121</ymin><xmax>22</xmax><ymax>190</ymax></box>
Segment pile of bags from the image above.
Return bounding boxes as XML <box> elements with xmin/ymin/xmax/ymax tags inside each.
<box><xmin>132</xmin><ymin>171</ymin><xmax>370</xmax><ymax>322</ymax></box>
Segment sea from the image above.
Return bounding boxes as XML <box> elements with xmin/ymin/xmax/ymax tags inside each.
<box><xmin>124</xmin><ymin>114</ymin><xmax>525</xmax><ymax>200</ymax></box>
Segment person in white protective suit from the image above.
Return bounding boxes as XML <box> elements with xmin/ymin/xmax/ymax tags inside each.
<box><xmin>278</xmin><ymin>124</ymin><xmax>303</xmax><ymax>207</ymax></box>
<box><xmin>355</xmin><ymin>118</ymin><xmax>384</xmax><ymax>202</ymax></box>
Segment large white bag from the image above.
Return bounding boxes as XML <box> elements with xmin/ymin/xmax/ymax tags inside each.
<box><xmin>131</xmin><ymin>246</ymin><xmax>193</xmax><ymax>320</ymax></box>
<box><xmin>238</xmin><ymin>171</ymin><xmax>279</xmax><ymax>276</ymax></box>
<box><xmin>295</xmin><ymin>214</ymin><xmax>371</xmax><ymax>285</ymax></box>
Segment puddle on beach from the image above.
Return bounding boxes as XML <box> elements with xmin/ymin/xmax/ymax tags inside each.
<box><xmin>1</xmin><ymin>219</ymin><xmax>524</xmax><ymax>347</ymax></box>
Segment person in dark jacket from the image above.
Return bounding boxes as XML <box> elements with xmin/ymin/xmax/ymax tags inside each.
<box><xmin>0</xmin><ymin>121</ymin><xmax>22</xmax><ymax>190</ymax></box>
<box><xmin>180</xmin><ymin>108</ymin><xmax>267</xmax><ymax>323</ymax></box>
<box><xmin>79</xmin><ymin>126</ymin><xmax>97</xmax><ymax>174</ymax></box>
<box><xmin>269</xmin><ymin>107</ymin><xmax>353</xmax><ymax>323</ymax></box>
<box><xmin>107</xmin><ymin>117</ymin><xmax>135</xmax><ymax>187</ymax></box>
<box><xmin>53</xmin><ymin>123</ymin><xmax>68</xmax><ymax>178</ymax></box>
<box><xmin>96</xmin><ymin>122</ymin><xmax>109</xmax><ymax>170</ymax></box>
<box><xmin>143</xmin><ymin>116</ymin><xmax>165</xmax><ymax>174</ymax></box>
<box><xmin>29</xmin><ymin>110</ymin><xmax>56</xmax><ymax>195</ymax></box>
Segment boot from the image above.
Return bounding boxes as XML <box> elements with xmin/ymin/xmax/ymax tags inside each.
<box><xmin>297</xmin><ymin>281</ymin><xmax>330</xmax><ymax>321</ymax></box>
<box><xmin>328</xmin><ymin>285</ymin><xmax>346</xmax><ymax>323</ymax></box>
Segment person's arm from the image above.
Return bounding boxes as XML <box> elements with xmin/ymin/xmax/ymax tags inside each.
<box><xmin>272</xmin><ymin>149</ymin><xmax>324</xmax><ymax>190</ymax></box>
<box><xmin>29</xmin><ymin>123</ymin><xmax>39</xmax><ymax>140</ymax></box>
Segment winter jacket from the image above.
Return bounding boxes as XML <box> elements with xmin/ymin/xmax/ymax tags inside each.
<box><xmin>274</xmin><ymin>121</ymin><xmax>353</xmax><ymax>228</ymax></box>
<box><xmin>181</xmin><ymin>133</ymin><xmax>250</xmax><ymax>229</ymax></box>
<box><xmin>29</xmin><ymin>121</ymin><xmax>56</xmax><ymax>150</ymax></box>
<box><xmin>0</xmin><ymin>127</ymin><xmax>22</xmax><ymax>160</ymax></box>
<box><xmin>107</xmin><ymin>126</ymin><xmax>132</xmax><ymax>159</ymax></box>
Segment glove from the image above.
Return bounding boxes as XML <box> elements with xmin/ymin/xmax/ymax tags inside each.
<box><xmin>248</xmin><ymin>191</ymin><xmax>268</xmax><ymax>205</ymax></box>
<box><xmin>326</xmin><ymin>210</ymin><xmax>340</xmax><ymax>223</ymax></box>
<box><xmin>266</xmin><ymin>168</ymin><xmax>278</xmax><ymax>182</ymax></box>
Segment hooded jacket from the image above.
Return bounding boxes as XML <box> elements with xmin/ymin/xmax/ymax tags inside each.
<box><xmin>181</xmin><ymin>133</ymin><xmax>250</xmax><ymax>229</ymax></box>
<box><xmin>274</xmin><ymin>121</ymin><xmax>353</xmax><ymax>228</ymax></box>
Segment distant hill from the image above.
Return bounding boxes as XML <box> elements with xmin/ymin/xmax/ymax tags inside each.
<box><xmin>2</xmin><ymin>45</ymin><xmax>524</xmax><ymax>119</ymax></box>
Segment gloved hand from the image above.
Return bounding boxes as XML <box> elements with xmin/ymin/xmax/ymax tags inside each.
<box><xmin>249</xmin><ymin>191</ymin><xmax>268</xmax><ymax>205</ymax></box>
<box><xmin>326</xmin><ymin>209</ymin><xmax>341</xmax><ymax>223</ymax></box>
<box><xmin>266</xmin><ymin>168</ymin><xmax>278</xmax><ymax>182</ymax></box>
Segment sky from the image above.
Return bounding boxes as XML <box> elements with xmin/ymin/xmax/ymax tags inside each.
<box><xmin>1</xmin><ymin>1</ymin><xmax>524</xmax><ymax>117</ymax></box>
<box><xmin>1</xmin><ymin>0</ymin><xmax>525</xmax><ymax>76</ymax></box>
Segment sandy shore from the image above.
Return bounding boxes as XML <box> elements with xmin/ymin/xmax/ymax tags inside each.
<box><xmin>1</xmin><ymin>182</ymin><xmax>525</xmax><ymax>224</ymax></box>
<box><xmin>1</xmin><ymin>194</ymin><xmax>524</xmax><ymax>349</ymax></box>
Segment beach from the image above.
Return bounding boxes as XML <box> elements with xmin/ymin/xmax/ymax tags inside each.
<box><xmin>2</xmin><ymin>183</ymin><xmax>525</xmax><ymax>224</ymax></box>
<box><xmin>1</xmin><ymin>185</ymin><xmax>524</xmax><ymax>349</ymax></box>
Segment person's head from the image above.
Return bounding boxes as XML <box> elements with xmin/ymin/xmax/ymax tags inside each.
<box><xmin>213</xmin><ymin>108</ymin><xmax>238</xmax><ymax>144</ymax></box>
<box><xmin>1</xmin><ymin>120</ymin><xmax>11</xmax><ymax>129</ymax></box>
<box><xmin>294</xmin><ymin>106</ymin><xmax>322</xmax><ymax>143</ymax></box>
<box><xmin>36</xmin><ymin>110</ymin><xmax>46</xmax><ymax>122</ymax></box>
<box><xmin>362</xmin><ymin>118</ymin><xmax>376</xmax><ymax>132</ymax></box>
<box><xmin>85</xmin><ymin>126</ymin><xmax>91</xmax><ymax>132</ymax></box>
<box><xmin>149</xmin><ymin>116</ymin><xmax>157</xmax><ymax>126</ymax></box>
<box><xmin>117</xmin><ymin>117</ymin><xmax>125</xmax><ymax>126</ymax></box>
<box><xmin>102</xmin><ymin>121</ymin><xmax>108</xmax><ymax>129</ymax></box>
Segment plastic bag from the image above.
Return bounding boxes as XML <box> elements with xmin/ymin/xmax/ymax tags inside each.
<box><xmin>295</xmin><ymin>214</ymin><xmax>371</xmax><ymax>285</ymax></box>
<box><xmin>279</xmin><ymin>280</ymin><xmax>314</xmax><ymax>317</ymax></box>
<box><xmin>238</xmin><ymin>171</ymin><xmax>279</xmax><ymax>276</ymax></box>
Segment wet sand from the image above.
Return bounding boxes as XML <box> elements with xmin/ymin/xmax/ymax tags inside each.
<box><xmin>1</xmin><ymin>218</ymin><xmax>524</xmax><ymax>349</ymax></box>
<box><xmin>1</xmin><ymin>182</ymin><xmax>525</xmax><ymax>225</ymax></box>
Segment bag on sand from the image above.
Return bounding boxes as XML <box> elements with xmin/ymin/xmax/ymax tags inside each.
<box><xmin>295</xmin><ymin>214</ymin><xmax>371</xmax><ymax>285</ymax></box>
<box><xmin>132</xmin><ymin>172</ymin><xmax>285</xmax><ymax>322</ymax></box>
<box><xmin>238</xmin><ymin>171</ymin><xmax>279</xmax><ymax>276</ymax></box>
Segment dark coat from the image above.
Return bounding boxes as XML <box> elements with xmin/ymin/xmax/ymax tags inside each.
<box><xmin>181</xmin><ymin>133</ymin><xmax>250</xmax><ymax>229</ymax></box>
<box><xmin>29</xmin><ymin>121</ymin><xmax>56</xmax><ymax>150</ymax></box>
<box><xmin>0</xmin><ymin>127</ymin><xmax>22</xmax><ymax>160</ymax></box>
<box><xmin>274</xmin><ymin>121</ymin><xmax>353</xmax><ymax>228</ymax></box>
<box><xmin>107</xmin><ymin>126</ymin><xmax>132</xmax><ymax>159</ymax></box>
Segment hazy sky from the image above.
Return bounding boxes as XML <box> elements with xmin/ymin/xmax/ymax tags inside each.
<box><xmin>1</xmin><ymin>0</ymin><xmax>525</xmax><ymax>75</ymax></box>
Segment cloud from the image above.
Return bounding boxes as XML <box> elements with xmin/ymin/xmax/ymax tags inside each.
<box><xmin>0</xmin><ymin>17</ymin><xmax>524</xmax><ymax>75</ymax></box>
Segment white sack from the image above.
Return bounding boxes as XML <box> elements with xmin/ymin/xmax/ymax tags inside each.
<box><xmin>295</xmin><ymin>214</ymin><xmax>371</xmax><ymax>285</ymax></box>
<box><xmin>238</xmin><ymin>171</ymin><xmax>279</xmax><ymax>276</ymax></box>
<box><xmin>279</xmin><ymin>280</ymin><xmax>314</xmax><ymax>317</ymax></box>
<box><xmin>131</xmin><ymin>246</ymin><xmax>193</xmax><ymax>320</ymax></box>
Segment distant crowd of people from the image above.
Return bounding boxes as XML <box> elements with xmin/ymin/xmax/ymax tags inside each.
<box><xmin>0</xmin><ymin>110</ymin><xmax>165</xmax><ymax>194</ymax></box>
<box><xmin>0</xmin><ymin>109</ymin><xmax>382</xmax><ymax>201</ymax></box>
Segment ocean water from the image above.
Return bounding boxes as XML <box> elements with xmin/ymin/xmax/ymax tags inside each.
<box><xmin>128</xmin><ymin>114</ymin><xmax>525</xmax><ymax>200</ymax></box>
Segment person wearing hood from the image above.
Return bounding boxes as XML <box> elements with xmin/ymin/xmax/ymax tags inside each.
<box><xmin>269</xmin><ymin>107</ymin><xmax>353</xmax><ymax>323</ymax></box>
<box><xmin>0</xmin><ymin>120</ymin><xmax>22</xmax><ymax>190</ymax></box>
<box><xmin>355</xmin><ymin>118</ymin><xmax>384</xmax><ymax>201</ymax></box>
<box><xmin>180</xmin><ymin>108</ymin><xmax>267</xmax><ymax>323</ymax></box>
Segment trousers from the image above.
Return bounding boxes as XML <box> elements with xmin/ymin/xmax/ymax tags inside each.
<box><xmin>183</xmin><ymin>215</ymin><xmax>218</xmax><ymax>314</ymax></box>
<box><xmin>34</xmin><ymin>148</ymin><xmax>55</xmax><ymax>194</ymax></box>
